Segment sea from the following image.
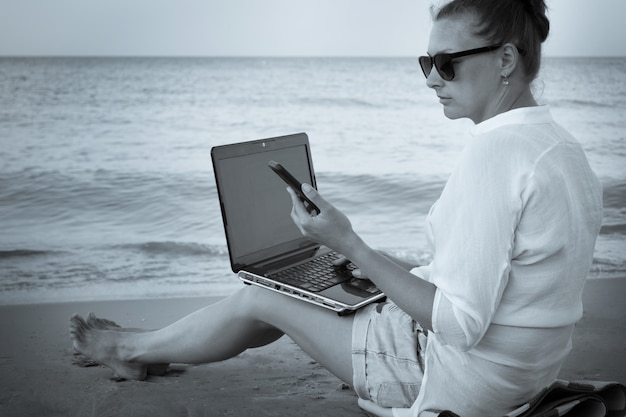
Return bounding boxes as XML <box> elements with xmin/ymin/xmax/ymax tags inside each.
<box><xmin>1</xmin><ymin>56</ymin><xmax>625</xmax><ymax>305</ymax></box>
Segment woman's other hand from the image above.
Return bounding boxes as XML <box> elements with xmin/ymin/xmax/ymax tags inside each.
<box><xmin>332</xmin><ymin>254</ymin><xmax>367</xmax><ymax>279</ymax></box>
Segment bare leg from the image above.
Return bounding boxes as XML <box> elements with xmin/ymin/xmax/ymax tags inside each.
<box><xmin>70</xmin><ymin>285</ymin><xmax>355</xmax><ymax>383</ymax></box>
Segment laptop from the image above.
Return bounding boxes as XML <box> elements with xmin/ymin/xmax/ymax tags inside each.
<box><xmin>211</xmin><ymin>132</ymin><xmax>385</xmax><ymax>315</ymax></box>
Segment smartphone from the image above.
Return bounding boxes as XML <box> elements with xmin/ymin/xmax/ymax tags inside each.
<box><xmin>268</xmin><ymin>160</ymin><xmax>320</xmax><ymax>215</ymax></box>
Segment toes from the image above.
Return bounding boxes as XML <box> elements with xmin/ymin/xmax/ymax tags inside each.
<box><xmin>69</xmin><ymin>314</ymin><xmax>88</xmax><ymax>352</ymax></box>
<box><xmin>70</xmin><ymin>313</ymin><xmax>88</xmax><ymax>327</ymax></box>
<box><xmin>86</xmin><ymin>312</ymin><xmax>99</xmax><ymax>327</ymax></box>
<box><xmin>86</xmin><ymin>313</ymin><xmax>121</xmax><ymax>330</ymax></box>
<box><xmin>69</xmin><ymin>314</ymin><xmax>87</xmax><ymax>338</ymax></box>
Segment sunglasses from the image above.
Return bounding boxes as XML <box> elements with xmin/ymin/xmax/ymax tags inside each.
<box><xmin>419</xmin><ymin>44</ymin><xmax>502</xmax><ymax>81</ymax></box>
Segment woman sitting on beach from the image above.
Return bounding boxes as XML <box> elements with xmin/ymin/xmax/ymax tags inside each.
<box><xmin>70</xmin><ymin>0</ymin><xmax>603</xmax><ymax>416</ymax></box>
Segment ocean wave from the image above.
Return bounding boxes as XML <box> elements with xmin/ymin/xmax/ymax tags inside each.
<box><xmin>318</xmin><ymin>172</ymin><xmax>445</xmax><ymax>212</ymax></box>
<box><xmin>602</xmin><ymin>181</ymin><xmax>626</xmax><ymax>208</ymax></box>
<box><xmin>0</xmin><ymin>167</ymin><xmax>218</xmax><ymax>244</ymax></box>
<box><xmin>109</xmin><ymin>241</ymin><xmax>228</xmax><ymax>257</ymax></box>
<box><xmin>590</xmin><ymin>257</ymin><xmax>626</xmax><ymax>277</ymax></box>
<box><xmin>0</xmin><ymin>249</ymin><xmax>59</xmax><ymax>259</ymax></box>
<box><xmin>600</xmin><ymin>181</ymin><xmax>626</xmax><ymax>236</ymax></box>
<box><xmin>600</xmin><ymin>223</ymin><xmax>626</xmax><ymax>235</ymax></box>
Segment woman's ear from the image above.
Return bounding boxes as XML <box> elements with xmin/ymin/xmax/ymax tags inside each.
<box><xmin>500</xmin><ymin>43</ymin><xmax>520</xmax><ymax>77</ymax></box>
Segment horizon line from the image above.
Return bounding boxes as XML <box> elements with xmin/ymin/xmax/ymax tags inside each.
<box><xmin>1</xmin><ymin>54</ymin><xmax>625</xmax><ymax>59</ymax></box>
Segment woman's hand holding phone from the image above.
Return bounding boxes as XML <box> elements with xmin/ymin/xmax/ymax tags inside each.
<box><xmin>286</xmin><ymin>183</ymin><xmax>360</xmax><ymax>258</ymax></box>
<box><xmin>268</xmin><ymin>161</ymin><xmax>320</xmax><ymax>215</ymax></box>
<box><xmin>269</xmin><ymin>160</ymin><xmax>363</xmax><ymax>262</ymax></box>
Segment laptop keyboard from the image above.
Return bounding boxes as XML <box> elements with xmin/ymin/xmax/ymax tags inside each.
<box><xmin>267</xmin><ymin>252</ymin><xmax>356</xmax><ymax>293</ymax></box>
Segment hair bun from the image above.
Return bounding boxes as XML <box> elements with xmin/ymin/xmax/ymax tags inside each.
<box><xmin>520</xmin><ymin>0</ymin><xmax>550</xmax><ymax>42</ymax></box>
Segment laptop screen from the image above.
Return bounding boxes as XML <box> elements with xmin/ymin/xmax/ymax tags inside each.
<box><xmin>211</xmin><ymin>133</ymin><xmax>318</xmax><ymax>271</ymax></box>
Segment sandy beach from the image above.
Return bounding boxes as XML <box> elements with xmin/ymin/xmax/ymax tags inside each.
<box><xmin>1</xmin><ymin>278</ymin><xmax>624</xmax><ymax>417</ymax></box>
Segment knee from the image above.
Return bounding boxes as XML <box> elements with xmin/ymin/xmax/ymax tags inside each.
<box><xmin>235</xmin><ymin>285</ymin><xmax>283</xmax><ymax>315</ymax></box>
<box><xmin>233</xmin><ymin>285</ymin><xmax>286</xmax><ymax>335</ymax></box>
<box><xmin>234</xmin><ymin>285</ymin><xmax>305</xmax><ymax>326</ymax></box>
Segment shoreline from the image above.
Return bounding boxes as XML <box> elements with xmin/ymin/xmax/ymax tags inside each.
<box><xmin>0</xmin><ymin>278</ymin><xmax>624</xmax><ymax>416</ymax></box>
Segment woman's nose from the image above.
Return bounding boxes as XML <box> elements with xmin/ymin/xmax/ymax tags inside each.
<box><xmin>425</xmin><ymin>66</ymin><xmax>443</xmax><ymax>89</ymax></box>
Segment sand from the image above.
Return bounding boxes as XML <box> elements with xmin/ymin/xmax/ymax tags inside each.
<box><xmin>0</xmin><ymin>278</ymin><xmax>624</xmax><ymax>417</ymax></box>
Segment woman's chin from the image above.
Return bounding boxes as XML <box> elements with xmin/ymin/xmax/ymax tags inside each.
<box><xmin>442</xmin><ymin>106</ymin><xmax>464</xmax><ymax>120</ymax></box>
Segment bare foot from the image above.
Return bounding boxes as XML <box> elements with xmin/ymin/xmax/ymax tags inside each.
<box><xmin>84</xmin><ymin>313</ymin><xmax>169</xmax><ymax>376</ymax></box>
<box><xmin>70</xmin><ymin>314</ymin><xmax>147</xmax><ymax>381</ymax></box>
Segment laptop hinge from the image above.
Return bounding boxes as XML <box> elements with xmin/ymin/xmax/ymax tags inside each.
<box><xmin>254</xmin><ymin>245</ymin><xmax>323</xmax><ymax>272</ymax></box>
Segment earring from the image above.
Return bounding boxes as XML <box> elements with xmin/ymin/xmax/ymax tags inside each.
<box><xmin>502</xmin><ymin>75</ymin><xmax>510</xmax><ymax>86</ymax></box>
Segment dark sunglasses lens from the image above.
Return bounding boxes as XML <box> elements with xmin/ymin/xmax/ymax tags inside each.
<box><xmin>434</xmin><ymin>54</ymin><xmax>454</xmax><ymax>81</ymax></box>
<box><xmin>418</xmin><ymin>56</ymin><xmax>432</xmax><ymax>78</ymax></box>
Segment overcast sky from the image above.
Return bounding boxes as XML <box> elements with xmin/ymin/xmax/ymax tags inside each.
<box><xmin>1</xmin><ymin>0</ymin><xmax>624</xmax><ymax>57</ymax></box>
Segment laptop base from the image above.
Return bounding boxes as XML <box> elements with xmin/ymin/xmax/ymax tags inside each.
<box><xmin>239</xmin><ymin>271</ymin><xmax>386</xmax><ymax>316</ymax></box>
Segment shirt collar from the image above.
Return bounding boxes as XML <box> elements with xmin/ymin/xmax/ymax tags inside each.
<box><xmin>470</xmin><ymin>105</ymin><xmax>553</xmax><ymax>137</ymax></box>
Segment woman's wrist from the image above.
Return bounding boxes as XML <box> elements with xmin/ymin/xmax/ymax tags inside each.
<box><xmin>375</xmin><ymin>250</ymin><xmax>417</xmax><ymax>271</ymax></box>
<box><xmin>336</xmin><ymin>230</ymin><xmax>368</xmax><ymax>261</ymax></box>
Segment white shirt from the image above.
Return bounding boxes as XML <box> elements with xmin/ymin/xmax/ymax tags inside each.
<box><xmin>397</xmin><ymin>106</ymin><xmax>603</xmax><ymax>417</ymax></box>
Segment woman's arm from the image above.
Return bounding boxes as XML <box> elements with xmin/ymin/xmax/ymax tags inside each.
<box><xmin>287</xmin><ymin>185</ymin><xmax>436</xmax><ymax>331</ymax></box>
<box><xmin>334</xmin><ymin>251</ymin><xmax>419</xmax><ymax>276</ymax></box>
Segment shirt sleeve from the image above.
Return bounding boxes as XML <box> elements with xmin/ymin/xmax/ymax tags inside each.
<box><xmin>425</xmin><ymin>132</ymin><xmax>530</xmax><ymax>351</ymax></box>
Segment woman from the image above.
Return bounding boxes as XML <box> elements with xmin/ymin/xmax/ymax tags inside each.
<box><xmin>70</xmin><ymin>0</ymin><xmax>603</xmax><ymax>416</ymax></box>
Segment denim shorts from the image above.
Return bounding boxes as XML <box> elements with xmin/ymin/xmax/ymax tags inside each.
<box><xmin>351</xmin><ymin>301</ymin><xmax>428</xmax><ymax>408</ymax></box>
